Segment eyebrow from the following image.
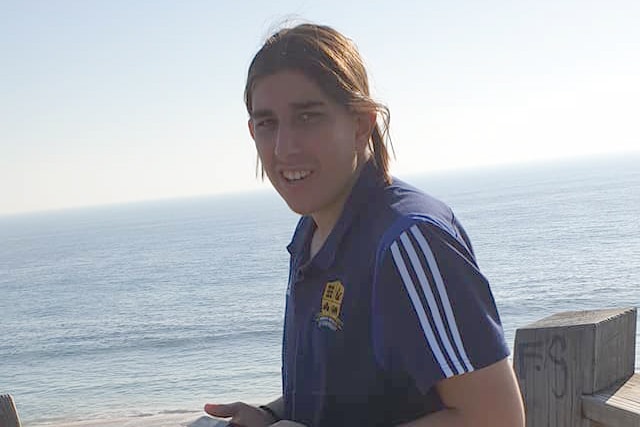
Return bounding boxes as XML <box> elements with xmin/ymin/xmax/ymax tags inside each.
<box><xmin>291</xmin><ymin>100</ymin><xmax>326</xmax><ymax>110</ymax></box>
<box><xmin>250</xmin><ymin>100</ymin><xmax>326</xmax><ymax>120</ymax></box>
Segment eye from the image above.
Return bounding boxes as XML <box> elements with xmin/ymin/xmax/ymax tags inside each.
<box><xmin>298</xmin><ymin>111</ymin><xmax>322</xmax><ymax>123</ymax></box>
<box><xmin>255</xmin><ymin>118</ymin><xmax>276</xmax><ymax>129</ymax></box>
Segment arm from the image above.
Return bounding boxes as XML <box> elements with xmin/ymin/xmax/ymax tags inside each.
<box><xmin>260</xmin><ymin>396</ymin><xmax>285</xmax><ymax>423</ymax></box>
<box><xmin>204</xmin><ymin>396</ymin><xmax>286</xmax><ymax>427</ymax></box>
<box><xmin>398</xmin><ymin>358</ymin><xmax>524</xmax><ymax>427</ymax></box>
<box><xmin>373</xmin><ymin>220</ymin><xmax>523</xmax><ymax>426</ymax></box>
<box><xmin>255</xmin><ymin>397</ymin><xmax>308</xmax><ymax>427</ymax></box>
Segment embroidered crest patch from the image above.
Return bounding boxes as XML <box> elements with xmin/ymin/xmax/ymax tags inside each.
<box><xmin>316</xmin><ymin>280</ymin><xmax>344</xmax><ymax>331</ymax></box>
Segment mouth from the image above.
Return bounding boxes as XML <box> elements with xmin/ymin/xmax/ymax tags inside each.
<box><xmin>281</xmin><ymin>170</ymin><xmax>312</xmax><ymax>183</ymax></box>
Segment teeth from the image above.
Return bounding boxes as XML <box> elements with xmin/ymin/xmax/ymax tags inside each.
<box><xmin>283</xmin><ymin>170</ymin><xmax>311</xmax><ymax>181</ymax></box>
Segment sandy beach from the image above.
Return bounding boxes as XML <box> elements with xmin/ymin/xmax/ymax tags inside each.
<box><xmin>27</xmin><ymin>412</ymin><xmax>229</xmax><ymax>427</ymax></box>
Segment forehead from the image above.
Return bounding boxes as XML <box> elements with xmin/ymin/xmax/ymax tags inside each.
<box><xmin>250</xmin><ymin>70</ymin><xmax>333</xmax><ymax>113</ymax></box>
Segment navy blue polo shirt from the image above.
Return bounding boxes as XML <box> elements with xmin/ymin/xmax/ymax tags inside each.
<box><xmin>282</xmin><ymin>161</ymin><xmax>509</xmax><ymax>427</ymax></box>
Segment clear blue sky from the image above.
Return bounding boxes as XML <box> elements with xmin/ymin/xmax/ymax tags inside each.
<box><xmin>2</xmin><ymin>0</ymin><xmax>639</xmax><ymax>215</ymax></box>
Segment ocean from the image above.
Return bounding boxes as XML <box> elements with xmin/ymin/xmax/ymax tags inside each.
<box><xmin>1</xmin><ymin>154</ymin><xmax>639</xmax><ymax>426</ymax></box>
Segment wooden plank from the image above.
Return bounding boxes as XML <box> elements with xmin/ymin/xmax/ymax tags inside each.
<box><xmin>526</xmin><ymin>308</ymin><xmax>637</xmax><ymax>329</ymax></box>
<box><xmin>514</xmin><ymin>307</ymin><xmax>637</xmax><ymax>427</ymax></box>
<box><xmin>593</xmin><ymin>310</ymin><xmax>638</xmax><ymax>391</ymax></box>
<box><xmin>0</xmin><ymin>394</ymin><xmax>22</xmax><ymax>427</ymax></box>
<box><xmin>582</xmin><ymin>373</ymin><xmax>640</xmax><ymax>427</ymax></box>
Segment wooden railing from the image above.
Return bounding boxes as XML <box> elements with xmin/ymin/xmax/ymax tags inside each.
<box><xmin>0</xmin><ymin>394</ymin><xmax>21</xmax><ymax>427</ymax></box>
<box><xmin>514</xmin><ymin>307</ymin><xmax>639</xmax><ymax>426</ymax></box>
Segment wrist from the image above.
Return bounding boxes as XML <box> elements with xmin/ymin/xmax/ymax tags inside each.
<box><xmin>259</xmin><ymin>404</ymin><xmax>282</xmax><ymax>423</ymax></box>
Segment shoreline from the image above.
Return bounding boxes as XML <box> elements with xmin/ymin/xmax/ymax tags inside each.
<box><xmin>25</xmin><ymin>411</ymin><xmax>208</xmax><ymax>427</ymax></box>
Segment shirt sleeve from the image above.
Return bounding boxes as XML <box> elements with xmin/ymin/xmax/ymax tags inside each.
<box><xmin>371</xmin><ymin>219</ymin><xmax>509</xmax><ymax>394</ymax></box>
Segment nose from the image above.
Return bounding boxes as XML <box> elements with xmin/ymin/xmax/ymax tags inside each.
<box><xmin>274</xmin><ymin>123</ymin><xmax>301</xmax><ymax>159</ymax></box>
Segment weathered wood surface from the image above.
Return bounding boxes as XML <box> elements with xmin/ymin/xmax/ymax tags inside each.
<box><xmin>514</xmin><ymin>307</ymin><xmax>637</xmax><ymax>427</ymax></box>
<box><xmin>0</xmin><ymin>394</ymin><xmax>21</xmax><ymax>427</ymax></box>
<box><xmin>582</xmin><ymin>373</ymin><xmax>640</xmax><ymax>427</ymax></box>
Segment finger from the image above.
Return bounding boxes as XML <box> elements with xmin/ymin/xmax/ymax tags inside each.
<box><xmin>204</xmin><ymin>402</ymin><xmax>238</xmax><ymax>417</ymax></box>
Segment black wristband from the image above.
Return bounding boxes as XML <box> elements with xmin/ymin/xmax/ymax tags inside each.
<box><xmin>259</xmin><ymin>404</ymin><xmax>282</xmax><ymax>422</ymax></box>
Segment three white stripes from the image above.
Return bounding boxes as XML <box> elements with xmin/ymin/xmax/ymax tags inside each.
<box><xmin>390</xmin><ymin>225</ymin><xmax>474</xmax><ymax>377</ymax></box>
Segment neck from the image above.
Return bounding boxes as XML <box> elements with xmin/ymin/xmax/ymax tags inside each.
<box><xmin>309</xmin><ymin>157</ymin><xmax>369</xmax><ymax>257</ymax></box>
<box><xmin>309</xmin><ymin>200</ymin><xmax>346</xmax><ymax>259</ymax></box>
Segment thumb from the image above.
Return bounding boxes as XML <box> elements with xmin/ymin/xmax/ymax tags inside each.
<box><xmin>204</xmin><ymin>402</ymin><xmax>238</xmax><ymax>418</ymax></box>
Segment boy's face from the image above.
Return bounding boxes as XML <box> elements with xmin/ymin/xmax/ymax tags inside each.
<box><xmin>249</xmin><ymin>70</ymin><xmax>371</xmax><ymax>228</ymax></box>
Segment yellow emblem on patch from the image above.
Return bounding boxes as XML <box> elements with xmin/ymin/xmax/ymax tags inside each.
<box><xmin>316</xmin><ymin>280</ymin><xmax>345</xmax><ymax>331</ymax></box>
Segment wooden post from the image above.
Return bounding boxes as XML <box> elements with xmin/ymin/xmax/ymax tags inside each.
<box><xmin>0</xmin><ymin>394</ymin><xmax>22</xmax><ymax>427</ymax></box>
<box><xmin>513</xmin><ymin>307</ymin><xmax>637</xmax><ymax>427</ymax></box>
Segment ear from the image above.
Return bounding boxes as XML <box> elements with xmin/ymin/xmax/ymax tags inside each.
<box><xmin>355</xmin><ymin>112</ymin><xmax>376</xmax><ymax>152</ymax></box>
<box><xmin>248</xmin><ymin>118</ymin><xmax>256</xmax><ymax>140</ymax></box>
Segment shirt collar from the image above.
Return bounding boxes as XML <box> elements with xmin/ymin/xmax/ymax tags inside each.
<box><xmin>286</xmin><ymin>160</ymin><xmax>383</xmax><ymax>270</ymax></box>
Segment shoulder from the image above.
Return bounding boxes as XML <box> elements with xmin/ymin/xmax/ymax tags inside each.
<box><xmin>365</xmin><ymin>177</ymin><xmax>473</xmax><ymax>263</ymax></box>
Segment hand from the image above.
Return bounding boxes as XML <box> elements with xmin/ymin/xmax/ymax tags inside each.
<box><xmin>204</xmin><ymin>402</ymin><xmax>274</xmax><ymax>427</ymax></box>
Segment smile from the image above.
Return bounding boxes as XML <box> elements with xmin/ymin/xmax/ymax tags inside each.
<box><xmin>282</xmin><ymin>170</ymin><xmax>312</xmax><ymax>182</ymax></box>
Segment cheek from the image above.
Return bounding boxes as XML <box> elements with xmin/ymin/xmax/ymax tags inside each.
<box><xmin>323</xmin><ymin>130</ymin><xmax>358</xmax><ymax>159</ymax></box>
<box><xmin>254</xmin><ymin>142</ymin><xmax>280</xmax><ymax>183</ymax></box>
<box><xmin>312</xmin><ymin>123</ymin><xmax>352</xmax><ymax>149</ymax></box>
<box><xmin>254</xmin><ymin>141</ymin><xmax>272</xmax><ymax>162</ymax></box>
<box><xmin>328</xmin><ymin>120</ymin><xmax>358</xmax><ymax>151</ymax></box>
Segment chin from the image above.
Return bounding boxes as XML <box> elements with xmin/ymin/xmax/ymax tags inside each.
<box><xmin>285</xmin><ymin>201</ymin><xmax>314</xmax><ymax>216</ymax></box>
<box><xmin>281</xmin><ymin>196</ymin><xmax>319</xmax><ymax>217</ymax></box>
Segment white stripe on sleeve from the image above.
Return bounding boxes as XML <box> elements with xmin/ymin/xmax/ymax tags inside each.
<box><xmin>399</xmin><ymin>232</ymin><xmax>466</xmax><ymax>375</ymax></box>
<box><xmin>410</xmin><ymin>225</ymin><xmax>474</xmax><ymax>372</ymax></box>
<box><xmin>390</xmin><ymin>240</ymin><xmax>454</xmax><ymax>378</ymax></box>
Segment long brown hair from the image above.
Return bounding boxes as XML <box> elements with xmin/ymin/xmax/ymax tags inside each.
<box><xmin>245</xmin><ymin>23</ymin><xmax>393</xmax><ymax>184</ymax></box>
